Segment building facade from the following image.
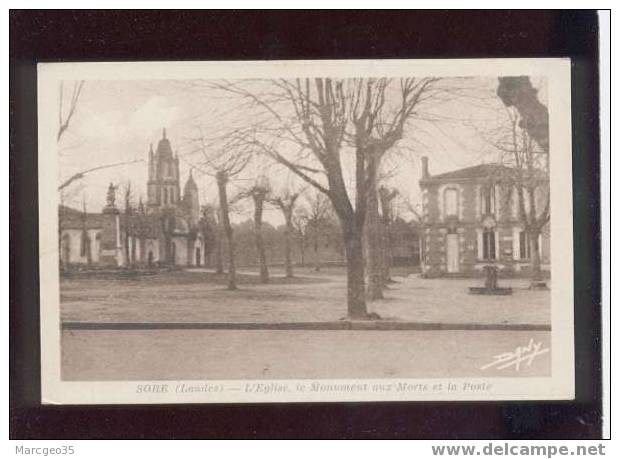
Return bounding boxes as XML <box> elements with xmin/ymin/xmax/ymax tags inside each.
<box><xmin>419</xmin><ymin>157</ymin><xmax>550</xmax><ymax>277</ymax></box>
<box><xmin>59</xmin><ymin>129</ymin><xmax>207</xmax><ymax>268</ymax></box>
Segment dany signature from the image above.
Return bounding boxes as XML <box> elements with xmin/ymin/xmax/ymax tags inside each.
<box><xmin>480</xmin><ymin>338</ymin><xmax>549</xmax><ymax>371</ymax></box>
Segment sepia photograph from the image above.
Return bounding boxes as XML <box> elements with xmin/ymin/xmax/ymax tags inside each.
<box><xmin>37</xmin><ymin>59</ymin><xmax>574</xmax><ymax>404</ymax></box>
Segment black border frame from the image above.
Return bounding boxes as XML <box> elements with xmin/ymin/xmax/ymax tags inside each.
<box><xmin>9</xmin><ymin>10</ymin><xmax>603</xmax><ymax>439</ymax></box>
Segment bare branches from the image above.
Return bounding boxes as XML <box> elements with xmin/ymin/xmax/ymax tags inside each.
<box><xmin>474</xmin><ymin>98</ymin><xmax>550</xmax><ymax>282</ymax></box>
<box><xmin>200</xmin><ymin>76</ymin><xmax>450</xmax><ymax>316</ymax></box>
<box><xmin>58</xmin><ymin>159</ymin><xmax>143</xmax><ymax>191</ymax></box>
<box><xmin>58</xmin><ymin>81</ymin><xmax>85</xmax><ymax>142</ymax></box>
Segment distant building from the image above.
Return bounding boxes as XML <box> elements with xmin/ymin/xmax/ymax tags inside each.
<box><xmin>59</xmin><ymin>129</ymin><xmax>207</xmax><ymax>267</ymax></box>
<box><xmin>418</xmin><ymin>157</ymin><xmax>550</xmax><ymax>277</ymax></box>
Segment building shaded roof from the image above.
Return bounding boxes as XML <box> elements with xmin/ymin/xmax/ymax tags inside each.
<box><xmin>59</xmin><ymin>205</ymin><xmax>106</xmax><ymax>230</ymax></box>
<box><xmin>423</xmin><ymin>163</ymin><xmax>547</xmax><ymax>182</ymax></box>
<box><xmin>59</xmin><ymin>203</ymin><xmax>197</xmax><ymax>238</ymax></box>
<box><xmin>428</xmin><ymin>164</ymin><xmax>512</xmax><ymax>180</ymax></box>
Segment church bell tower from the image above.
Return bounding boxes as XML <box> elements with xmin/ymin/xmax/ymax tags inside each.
<box><xmin>147</xmin><ymin>128</ymin><xmax>180</xmax><ymax>210</ymax></box>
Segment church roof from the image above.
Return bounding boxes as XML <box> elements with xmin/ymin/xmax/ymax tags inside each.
<box><xmin>183</xmin><ymin>169</ymin><xmax>198</xmax><ymax>194</ymax></box>
<box><xmin>59</xmin><ymin>205</ymin><xmax>106</xmax><ymax>230</ymax></box>
<box><xmin>155</xmin><ymin>128</ymin><xmax>174</xmax><ymax>159</ymax></box>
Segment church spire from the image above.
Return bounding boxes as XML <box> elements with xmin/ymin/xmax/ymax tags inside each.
<box><xmin>162</xmin><ymin>127</ymin><xmax>167</xmax><ymax>139</ymax></box>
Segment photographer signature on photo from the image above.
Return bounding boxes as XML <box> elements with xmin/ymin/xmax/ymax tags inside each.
<box><xmin>481</xmin><ymin>338</ymin><xmax>549</xmax><ymax>371</ymax></box>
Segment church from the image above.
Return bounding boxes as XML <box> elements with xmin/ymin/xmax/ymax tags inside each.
<box><xmin>59</xmin><ymin>129</ymin><xmax>208</xmax><ymax>268</ymax></box>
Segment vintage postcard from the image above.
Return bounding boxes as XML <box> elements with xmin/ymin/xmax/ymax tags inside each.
<box><xmin>38</xmin><ymin>59</ymin><xmax>574</xmax><ymax>404</ymax></box>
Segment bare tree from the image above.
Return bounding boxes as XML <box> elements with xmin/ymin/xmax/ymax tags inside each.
<box><xmin>400</xmin><ymin>194</ymin><xmax>424</xmax><ymax>225</ymax></box>
<box><xmin>232</xmin><ymin>177</ymin><xmax>272</xmax><ymax>283</ymax></box>
<box><xmin>199</xmin><ymin>204</ymin><xmax>221</xmax><ymax>272</ymax></box>
<box><xmin>212</xmin><ymin>208</ymin><xmax>225</xmax><ymax>274</ymax></box>
<box><xmin>80</xmin><ymin>195</ymin><xmax>92</xmax><ymax>266</ymax></box>
<box><xmin>210</xmin><ymin>77</ymin><xmax>445</xmax><ymax>317</ymax></box>
<box><xmin>58</xmin><ymin>81</ymin><xmax>85</xmax><ymax>142</ymax></box>
<box><xmin>292</xmin><ymin>208</ymin><xmax>310</xmax><ymax>267</ymax></box>
<box><xmin>348</xmin><ymin>78</ymin><xmax>441</xmax><ymax>300</ymax></box>
<box><xmin>188</xmin><ymin>130</ymin><xmax>252</xmax><ymax>290</ymax></box>
<box><xmin>496</xmin><ymin>108</ymin><xmax>549</xmax><ymax>284</ymax></box>
<box><xmin>268</xmin><ymin>188</ymin><xmax>302</xmax><ymax>277</ymax></box>
<box><xmin>217</xmin><ymin>169</ymin><xmax>242</xmax><ymax>289</ymax></box>
<box><xmin>298</xmin><ymin>191</ymin><xmax>331</xmax><ymax>273</ymax></box>
<box><xmin>378</xmin><ymin>186</ymin><xmax>398</xmax><ymax>283</ymax></box>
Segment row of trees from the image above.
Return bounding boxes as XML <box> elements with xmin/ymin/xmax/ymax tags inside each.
<box><xmin>200</xmin><ymin>187</ymin><xmax>347</xmax><ymax>280</ymax></box>
<box><xmin>200</xmin><ymin>189</ymin><xmax>346</xmax><ymax>274</ymax></box>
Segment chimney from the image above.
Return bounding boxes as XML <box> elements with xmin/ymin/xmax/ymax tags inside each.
<box><xmin>421</xmin><ymin>156</ymin><xmax>429</xmax><ymax>179</ymax></box>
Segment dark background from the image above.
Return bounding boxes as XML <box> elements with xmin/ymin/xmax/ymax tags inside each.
<box><xmin>10</xmin><ymin>10</ymin><xmax>603</xmax><ymax>439</ymax></box>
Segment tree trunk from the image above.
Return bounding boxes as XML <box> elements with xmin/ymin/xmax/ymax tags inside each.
<box><xmin>342</xmin><ymin>222</ymin><xmax>368</xmax><ymax>319</ymax></box>
<box><xmin>217</xmin><ymin>172</ymin><xmax>237</xmax><ymax>290</ymax></box>
<box><xmin>84</xmin><ymin>231</ymin><xmax>93</xmax><ymax>266</ymax></box>
<box><xmin>378</xmin><ymin>188</ymin><xmax>395</xmax><ymax>283</ymax></box>
<box><xmin>124</xmin><ymin>232</ymin><xmax>130</xmax><ymax>267</ymax></box>
<box><xmin>299</xmin><ymin>237</ymin><xmax>306</xmax><ymax>266</ymax></box>
<box><xmin>313</xmin><ymin>231</ymin><xmax>321</xmax><ymax>272</ymax></box>
<box><xmin>380</xmin><ymin>222</ymin><xmax>391</xmax><ymax>283</ymax></box>
<box><xmin>529</xmin><ymin>228</ymin><xmax>542</xmax><ymax>282</ymax></box>
<box><xmin>365</xmin><ymin>162</ymin><xmax>384</xmax><ymax>300</ymax></box>
<box><xmin>214</xmin><ymin>236</ymin><xmax>224</xmax><ymax>273</ymax></box>
<box><xmin>284</xmin><ymin>213</ymin><xmax>294</xmax><ymax>277</ymax></box>
<box><xmin>253</xmin><ymin>194</ymin><xmax>269</xmax><ymax>283</ymax></box>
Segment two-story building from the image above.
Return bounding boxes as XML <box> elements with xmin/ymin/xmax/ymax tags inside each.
<box><xmin>418</xmin><ymin>157</ymin><xmax>550</xmax><ymax>277</ymax></box>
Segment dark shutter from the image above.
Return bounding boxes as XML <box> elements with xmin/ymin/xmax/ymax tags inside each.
<box><xmin>483</xmin><ymin>229</ymin><xmax>496</xmax><ymax>260</ymax></box>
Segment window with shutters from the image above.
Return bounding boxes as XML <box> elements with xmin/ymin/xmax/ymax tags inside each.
<box><xmin>519</xmin><ymin>231</ymin><xmax>531</xmax><ymax>259</ymax></box>
<box><xmin>482</xmin><ymin>229</ymin><xmax>496</xmax><ymax>260</ymax></box>
<box><xmin>482</xmin><ymin>186</ymin><xmax>495</xmax><ymax>215</ymax></box>
<box><xmin>444</xmin><ymin>188</ymin><xmax>458</xmax><ymax>217</ymax></box>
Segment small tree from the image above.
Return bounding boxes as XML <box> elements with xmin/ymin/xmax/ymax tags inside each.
<box><xmin>232</xmin><ymin>177</ymin><xmax>272</xmax><ymax>283</ymax></box>
<box><xmin>199</xmin><ymin>204</ymin><xmax>221</xmax><ymax>271</ymax></box>
<box><xmin>216</xmin><ymin>170</ymin><xmax>240</xmax><ymax>289</ymax></box>
<box><xmin>481</xmin><ymin>106</ymin><xmax>550</xmax><ymax>285</ymax></box>
<box><xmin>292</xmin><ymin>209</ymin><xmax>310</xmax><ymax>267</ymax></box>
<box><xmin>378</xmin><ymin>186</ymin><xmax>398</xmax><ymax>283</ymax></box>
<box><xmin>297</xmin><ymin>191</ymin><xmax>331</xmax><ymax>272</ymax></box>
<box><xmin>504</xmin><ymin>110</ymin><xmax>549</xmax><ymax>284</ymax></box>
<box><xmin>80</xmin><ymin>195</ymin><xmax>92</xmax><ymax>266</ymax></box>
<box><xmin>185</xmin><ymin>125</ymin><xmax>253</xmax><ymax>289</ymax></box>
<box><xmin>269</xmin><ymin>188</ymin><xmax>302</xmax><ymax>277</ymax></box>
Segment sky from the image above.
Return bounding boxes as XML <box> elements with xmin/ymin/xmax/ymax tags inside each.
<box><xmin>57</xmin><ymin>76</ymin><xmax>547</xmax><ymax>226</ymax></box>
